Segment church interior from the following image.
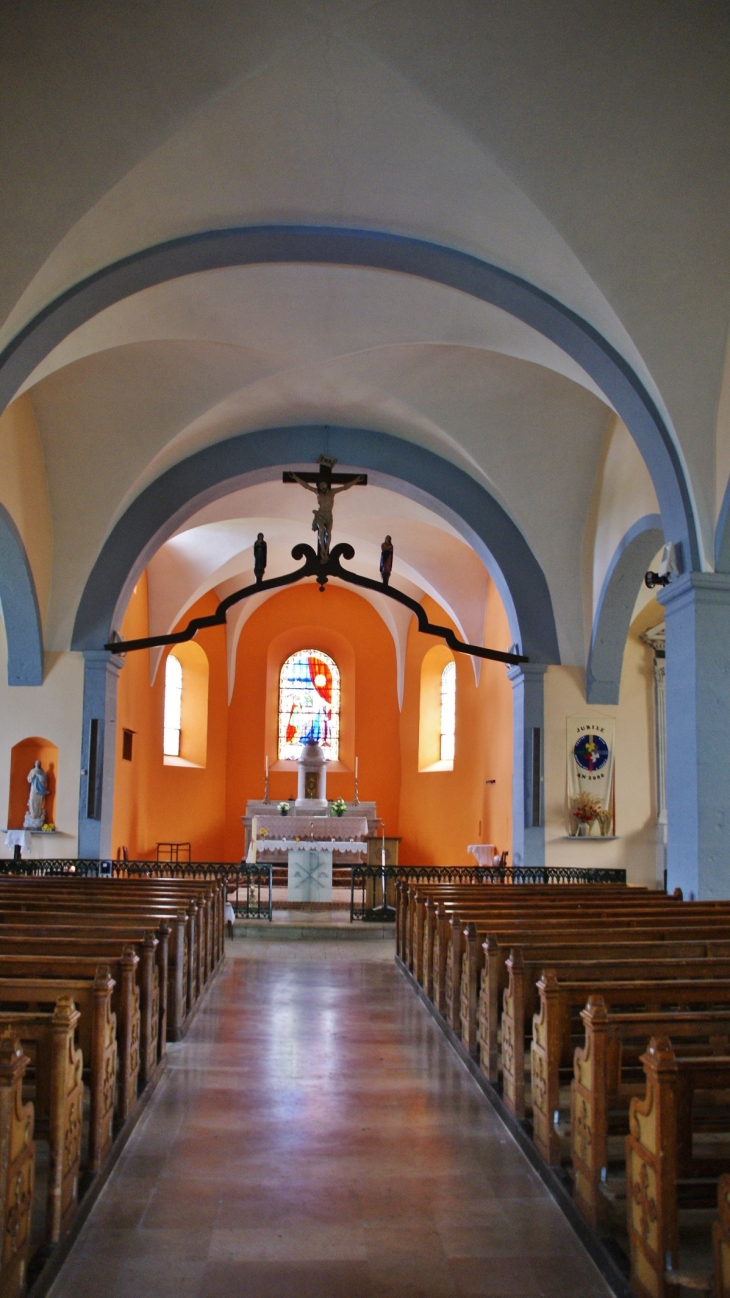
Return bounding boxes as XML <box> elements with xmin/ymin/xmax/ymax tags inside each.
<box><xmin>1</xmin><ymin>5</ymin><xmax>729</xmax><ymax>1297</ymax></box>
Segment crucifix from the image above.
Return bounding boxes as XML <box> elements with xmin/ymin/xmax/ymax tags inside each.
<box><xmin>283</xmin><ymin>455</ymin><xmax>367</xmax><ymax>560</ymax></box>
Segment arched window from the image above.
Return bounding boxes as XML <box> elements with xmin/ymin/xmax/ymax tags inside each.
<box><xmin>440</xmin><ymin>661</ymin><xmax>456</xmax><ymax>762</ymax></box>
<box><xmin>278</xmin><ymin>650</ymin><xmax>340</xmax><ymax>760</ymax></box>
<box><xmin>418</xmin><ymin>646</ymin><xmax>455</xmax><ymax>771</ymax></box>
<box><xmin>163</xmin><ymin>654</ymin><xmax>183</xmax><ymax>757</ymax></box>
<box><xmin>163</xmin><ymin>644</ymin><xmax>209</xmax><ymax>766</ymax></box>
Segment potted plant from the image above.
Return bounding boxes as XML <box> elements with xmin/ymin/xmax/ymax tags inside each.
<box><xmin>330</xmin><ymin>797</ymin><xmax>347</xmax><ymax>818</ymax></box>
<box><xmin>278</xmin><ymin>801</ymin><xmax>290</xmax><ymax>817</ymax></box>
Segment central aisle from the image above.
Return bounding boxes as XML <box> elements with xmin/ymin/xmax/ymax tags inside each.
<box><xmin>50</xmin><ymin>941</ymin><xmax>612</xmax><ymax>1298</ymax></box>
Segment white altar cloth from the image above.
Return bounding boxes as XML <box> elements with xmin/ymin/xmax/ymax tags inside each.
<box><xmin>5</xmin><ymin>830</ymin><xmax>31</xmax><ymax>856</ymax></box>
<box><xmin>467</xmin><ymin>844</ymin><xmax>497</xmax><ymax>867</ymax></box>
<box><xmin>253</xmin><ymin>815</ymin><xmax>368</xmax><ymax>840</ymax></box>
<box><xmin>246</xmin><ymin>839</ymin><xmax>365</xmax><ymax>863</ymax></box>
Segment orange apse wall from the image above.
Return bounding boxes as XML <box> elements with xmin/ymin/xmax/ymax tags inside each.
<box><xmin>224</xmin><ymin>584</ymin><xmax>401</xmax><ymax>860</ymax></box>
<box><xmin>397</xmin><ymin>581</ymin><xmax>513</xmax><ymax>865</ymax></box>
<box><xmin>111</xmin><ymin>576</ymin><xmax>229</xmax><ymax>859</ymax></box>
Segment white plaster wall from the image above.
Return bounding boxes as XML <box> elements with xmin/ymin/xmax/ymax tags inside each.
<box><xmin>591</xmin><ymin>416</ymin><xmax>660</xmax><ymax>622</ymax></box>
<box><xmin>0</xmin><ymin>394</ymin><xmax>53</xmax><ymax>630</ymax></box>
<box><xmin>0</xmin><ymin>623</ymin><xmax>83</xmax><ymax>858</ymax></box>
<box><xmin>543</xmin><ymin>636</ymin><xmax>658</xmax><ymax>887</ymax></box>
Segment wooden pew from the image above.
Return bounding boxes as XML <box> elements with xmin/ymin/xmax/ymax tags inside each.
<box><xmin>0</xmin><ymin>874</ymin><xmax>226</xmax><ymax>1009</ymax></box>
<box><xmin>0</xmin><ymin>926</ymin><xmax>168</xmax><ymax>1060</ymax></box>
<box><xmin>498</xmin><ymin>949</ymin><xmax>730</xmax><ymax>1114</ymax></box>
<box><xmin>531</xmin><ymin>974</ymin><xmax>730</xmax><ymax>1163</ymax></box>
<box><xmin>571</xmin><ymin>996</ymin><xmax>730</xmax><ymax>1228</ymax></box>
<box><xmin>0</xmin><ymin>938</ymin><xmax>159</xmax><ymax>1086</ymax></box>
<box><xmin>0</xmin><ymin>1035</ymin><xmax>34</xmax><ymax>1298</ymax></box>
<box><xmin>397</xmin><ymin>881</ymin><xmax>646</xmax><ymax>970</ymax></box>
<box><xmin>0</xmin><ymin>907</ymin><xmax>187</xmax><ymax>1040</ymax></box>
<box><xmin>0</xmin><ymin>973</ymin><xmax>116</xmax><ymax>1174</ymax></box>
<box><xmin>0</xmin><ymin>952</ymin><xmax>142</xmax><ymax>1121</ymax></box>
<box><xmin>454</xmin><ymin>907</ymin><xmax>730</xmax><ymax>1056</ymax></box>
<box><xmin>474</xmin><ymin>937</ymin><xmax>730</xmax><ymax>1082</ymax></box>
<box><xmin>0</xmin><ymin>998</ymin><xmax>82</xmax><ymax>1246</ymax></box>
<box><xmin>627</xmin><ymin>1036</ymin><xmax>730</xmax><ymax>1298</ymax></box>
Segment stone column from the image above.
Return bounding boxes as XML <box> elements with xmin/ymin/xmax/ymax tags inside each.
<box><xmin>77</xmin><ymin>651</ymin><xmax>123</xmax><ymax>860</ymax></box>
<box><xmin>657</xmin><ymin>574</ymin><xmax>730</xmax><ymax>899</ymax></box>
<box><xmin>508</xmin><ymin>664</ymin><xmax>547</xmax><ymax>868</ymax></box>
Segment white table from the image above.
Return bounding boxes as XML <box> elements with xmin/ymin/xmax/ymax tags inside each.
<box><xmin>467</xmin><ymin>844</ymin><xmax>497</xmax><ymax>867</ymax></box>
<box><xmin>4</xmin><ymin>830</ymin><xmax>31</xmax><ymax>857</ymax></box>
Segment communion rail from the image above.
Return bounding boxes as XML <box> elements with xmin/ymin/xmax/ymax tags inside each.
<box><xmin>0</xmin><ymin>860</ymin><xmax>627</xmax><ymax>925</ymax></box>
<box><xmin>349</xmin><ymin>864</ymin><xmax>628</xmax><ymax>922</ymax></box>
<box><xmin>0</xmin><ymin>859</ymin><xmax>274</xmax><ymax>920</ymax></box>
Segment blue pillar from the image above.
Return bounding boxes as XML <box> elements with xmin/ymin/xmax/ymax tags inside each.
<box><xmin>658</xmin><ymin>574</ymin><xmax>730</xmax><ymax>899</ymax></box>
<box><xmin>508</xmin><ymin>664</ymin><xmax>547</xmax><ymax>868</ymax></box>
<box><xmin>78</xmin><ymin>651</ymin><xmax>123</xmax><ymax>859</ymax></box>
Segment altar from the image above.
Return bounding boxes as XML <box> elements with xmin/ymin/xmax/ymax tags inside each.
<box><xmin>242</xmin><ymin>739</ymin><xmax>380</xmax><ymax>899</ymax></box>
<box><xmin>245</xmin><ymin>813</ymin><xmax>370</xmax><ymax>901</ymax></box>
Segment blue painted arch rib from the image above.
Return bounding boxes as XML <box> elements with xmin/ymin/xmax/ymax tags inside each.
<box><xmin>0</xmin><ymin>504</ymin><xmax>43</xmax><ymax>685</ymax></box>
<box><xmin>0</xmin><ymin>225</ymin><xmax>699</xmax><ymax>570</ymax></box>
<box><xmin>586</xmin><ymin>514</ymin><xmax>664</xmax><ymax>705</ymax></box>
<box><xmin>71</xmin><ymin>425</ymin><xmax>560</xmax><ymax>666</ymax></box>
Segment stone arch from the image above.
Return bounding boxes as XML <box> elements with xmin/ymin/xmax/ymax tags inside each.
<box><xmin>0</xmin><ymin>225</ymin><xmax>700</xmax><ymax>569</ymax></box>
<box><xmin>0</xmin><ymin>503</ymin><xmax>43</xmax><ymax>686</ymax></box>
<box><xmin>586</xmin><ymin>514</ymin><xmax>664</xmax><ymax>705</ymax></box>
<box><xmin>70</xmin><ymin>424</ymin><xmax>560</xmax><ymax>666</ymax></box>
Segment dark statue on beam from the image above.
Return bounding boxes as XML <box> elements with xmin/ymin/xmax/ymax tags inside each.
<box><xmin>106</xmin><ymin>456</ymin><xmax>528</xmax><ymax>668</ymax></box>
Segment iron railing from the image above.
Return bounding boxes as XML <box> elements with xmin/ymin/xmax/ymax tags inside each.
<box><xmin>349</xmin><ymin>863</ymin><xmax>628</xmax><ymax>922</ymax></box>
<box><xmin>0</xmin><ymin>860</ymin><xmax>274</xmax><ymax>920</ymax></box>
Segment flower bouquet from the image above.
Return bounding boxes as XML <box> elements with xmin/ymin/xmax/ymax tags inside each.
<box><xmin>569</xmin><ymin>792</ymin><xmax>601</xmax><ymax>836</ymax></box>
<box><xmin>330</xmin><ymin>797</ymin><xmax>347</xmax><ymax>818</ymax></box>
<box><xmin>278</xmin><ymin>802</ymin><xmax>290</xmax><ymax>817</ymax></box>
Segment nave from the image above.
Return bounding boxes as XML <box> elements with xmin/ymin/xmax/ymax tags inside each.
<box><xmin>50</xmin><ymin>939</ymin><xmax>610</xmax><ymax>1298</ymax></box>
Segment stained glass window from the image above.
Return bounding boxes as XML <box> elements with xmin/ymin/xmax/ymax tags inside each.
<box><xmin>278</xmin><ymin>650</ymin><xmax>340</xmax><ymax>761</ymax></box>
<box><xmin>163</xmin><ymin>653</ymin><xmax>182</xmax><ymax>757</ymax></box>
<box><xmin>440</xmin><ymin>660</ymin><xmax>456</xmax><ymax>762</ymax></box>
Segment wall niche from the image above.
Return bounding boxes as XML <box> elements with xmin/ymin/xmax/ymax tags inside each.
<box><xmin>7</xmin><ymin>736</ymin><xmax>58</xmax><ymax>829</ymax></box>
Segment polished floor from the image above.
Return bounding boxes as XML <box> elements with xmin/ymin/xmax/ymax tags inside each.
<box><xmin>49</xmin><ymin>941</ymin><xmax>613</xmax><ymax>1298</ymax></box>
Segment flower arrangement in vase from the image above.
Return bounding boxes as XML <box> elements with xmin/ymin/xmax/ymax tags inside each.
<box><xmin>278</xmin><ymin>802</ymin><xmax>290</xmax><ymax>817</ymax></box>
<box><xmin>569</xmin><ymin>792</ymin><xmax>602</xmax><ymax>836</ymax></box>
<box><xmin>330</xmin><ymin>798</ymin><xmax>347</xmax><ymax>818</ymax></box>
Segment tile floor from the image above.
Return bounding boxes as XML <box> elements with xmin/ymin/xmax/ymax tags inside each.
<box><xmin>49</xmin><ymin>939</ymin><xmax>614</xmax><ymax>1298</ymax></box>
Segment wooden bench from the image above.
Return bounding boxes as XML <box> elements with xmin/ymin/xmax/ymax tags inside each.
<box><xmin>0</xmin><ymin>938</ymin><xmax>159</xmax><ymax>1086</ymax></box>
<box><xmin>0</xmin><ymin>973</ymin><xmax>116</xmax><ymax>1174</ymax></box>
<box><xmin>0</xmin><ymin>926</ymin><xmax>168</xmax><ymax>1059</ymax></box>
<box><xmin>474</xmin><ymin>937</ymin><xmax>730</xmax><ymax>1081</ymax></box>
<box><xmin>0</xmin><ymin>953</ymin><xmax>143</xmax><ymax>1123</ymax></box>
<box><xmin>570</xmin><ymin>995</ymin><xmax>730</xmax><ymax>1227</ymax></box>
<box><xmin>0</xmin><ymin>907</ymin><xmax>187</xmax><ymax>1040</ymax></box>
<box><xmin>0</xmin><ymin>1035</ymin><xmax>35</xmax><ymax>1298</ymax></box>
<box><xmin>0</xmin><ymin>879</ymin><xmax>225</xmax><ymax>994</ymax></box>
<box><xmin>531</xmin><ymin>975</ymin><xmax>730</xmax><ymax>1163</ymax></box>
<box><xmin>0</xmin><ymin>997</ymin><xmax>82</xmax><ymax>1246</ymax></box>
<box><xmin>451</xmin><ymin>908</ymin><xmax>730</xmax><ymax>1053</ymax></box>
<box><xmin>627</xmin><ymin>1036</ymin><xmax>730</xmax><ymax>1298</ymax></box>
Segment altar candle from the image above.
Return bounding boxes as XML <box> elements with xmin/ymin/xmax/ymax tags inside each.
<box><xmin>355</xmin><ymin>756</ymin><xmax>358</xmax><ymax>779</ymax></box>
<box><xmin>265</xmin><ymin>755</ymin><xmax>268</xmax><ymax>777</ymax></box>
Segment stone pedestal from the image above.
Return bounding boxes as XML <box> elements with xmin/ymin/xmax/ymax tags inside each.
<box><xmin>287</xmin><ymin>848</ymin><xmax>333</xmax><ymax>902</ymax></box>
<box><xmin>295</xmin><ymin>740</ymin><xmax>328</xmax><ymax>812</ymax></box>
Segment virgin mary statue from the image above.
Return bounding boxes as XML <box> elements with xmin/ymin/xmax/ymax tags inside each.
<box><xmin>24</xmin><ymin>760</ymin><xmax>48</xmax><ymax>830</ymax></box>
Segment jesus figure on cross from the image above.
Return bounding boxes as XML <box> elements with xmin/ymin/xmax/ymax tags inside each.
<box><xmin>290</xmin><ymin>462</ymin><xmax>366</xmax><ymax>560</ymax></box>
